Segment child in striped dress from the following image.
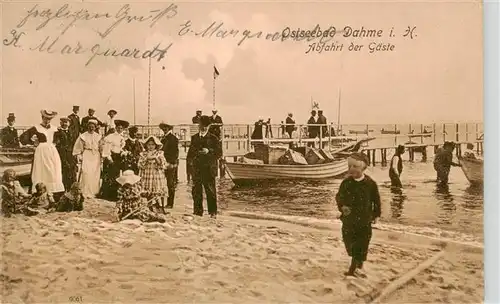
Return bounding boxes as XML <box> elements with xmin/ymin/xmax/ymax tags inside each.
<box><xmin>138</xmin><ymin>136</ymin><xmax>168</xmax><ymax>213</ymax></box>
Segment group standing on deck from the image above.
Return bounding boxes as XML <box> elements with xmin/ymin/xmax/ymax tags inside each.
<box><xmin>1</xmin><ymin>107</ymin><xmax>223</xmax><ymax>221</ymax></box>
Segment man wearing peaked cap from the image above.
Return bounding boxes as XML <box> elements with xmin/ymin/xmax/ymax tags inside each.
<box><xmin>160</xmin><ymin>122</ymin><xmax>179</xmax><ymax>209</ymax></box>
<box><xmin>0</xmin><ymin>113</ymin><xmax>20</xmax><ymax>148</ymax></box>
<box><xmin>209</xmin><ymin>109</ymin><xmax>223</xmax><ymax>140</ymax></box>
<box><xmin>186</xmin><ymin>115</ymin><xmax>222</xmax><ymax>218</ymax></box>
<box><xmin>68</xmin><ymin>106</ymin><xmax>81</xmax><ymax>143</ymax></box>
<box><xmin>81</xmin><ymin>108</ymin><xmax>103</xmax><ymax>134</ymax></box>
<box><xmin>54</xmin><ymin>116</ymin><xmax>77</xmax><ymax>191</ymax></box>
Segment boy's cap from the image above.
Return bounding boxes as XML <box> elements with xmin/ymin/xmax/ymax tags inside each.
<box><xmin>348</xmin><ymin>152</ymin><xmax>369</xmax><ymax>166</ymax></box>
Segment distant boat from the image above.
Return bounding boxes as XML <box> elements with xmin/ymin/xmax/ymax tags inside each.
<box><xmin>349</xmin><ymin>130</ymin><xmax>368</xmax><ymax>135</ymax></box>
<box><xmin>458</xmin><ymin>156</ymin><xmax>483</xmax><ymax>185</ymax></box>
<box><xmin>381</xmin><ymin>128</ymin><xmax>400</xmax><ymax>135</ymax></box>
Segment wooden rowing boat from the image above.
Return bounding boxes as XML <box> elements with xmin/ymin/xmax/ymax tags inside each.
<box><xmin>0</xmin><ymin>147</ymin><xmax>34</xmax><ymax>177</ymax></box>
<box><xmin>224</xmin><ymin>159</ymin><xmax>348</xmax><ymax>186</ymax></box>
<box><xmin>458</xmin><ymin>156</ymin><xmax>483</xmax><ymax>185</ymax></box>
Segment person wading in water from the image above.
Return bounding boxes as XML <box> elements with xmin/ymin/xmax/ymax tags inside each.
<box><xmin>433</xmin><ymin>141</ymin><xmax>461</xmax><ymax>185</ymax></box>
<box><xmin>389</xmin><ymin>145</ymin><xmax>405</xmax><ymax>188</ymax></box>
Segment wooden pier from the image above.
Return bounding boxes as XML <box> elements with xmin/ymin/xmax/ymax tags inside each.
<box><xmin>6</xmin><ymin>122</ymin><xmax>483</xmax><ymax>176</ymax></box>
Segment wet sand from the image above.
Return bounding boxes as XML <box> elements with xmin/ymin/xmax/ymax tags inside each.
<box><xmin>0</xmin><ymin>199</ymin><xmax>483</xmax><ymax>303</ymax></box>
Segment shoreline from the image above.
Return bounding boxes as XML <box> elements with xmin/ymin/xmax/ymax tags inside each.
<box><xmin>0</xmin><ymin>198</ymin><xmax>483</xmax><ymax>303</ymax></box>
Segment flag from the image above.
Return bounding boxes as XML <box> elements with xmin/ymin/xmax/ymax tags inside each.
<box><xmin>311</xmin><ymin>101</ymin><xmax>319</xmax><ymax>110</ymax></box>
<box><xmin>213</xmin><ymin>66</ymin><xmax>220</xmax><ymax>79</ymax></box>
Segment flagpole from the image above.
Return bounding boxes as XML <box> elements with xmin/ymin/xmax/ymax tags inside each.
<box><xmin>337</xmin><ymin>87</ymin><xmax>342</xmax><ymax>135</ymax></box>
<box><xmin>147</xmin><ymin>57</ymin><xmax>152</xmax><ymax>134</ymax></box>
<box><xmin>213</xmin><ymin>70</ymin><xmax>216</xmax><ymax>109</ymax></box>
<box><xmin>133</xmin><ymin>77</ymin><xmax>136</xmax><ymax>125</ymax></box>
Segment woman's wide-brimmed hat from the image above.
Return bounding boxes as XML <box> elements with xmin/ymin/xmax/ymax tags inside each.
<box><xmin>199</xmin><ymin>115</ymin><xmax>211</xmax><ymax>127</ymax></box>
<box><xmin>128</xmin><ymin>125</ymin><xmax>139</xmax><ymax>133</ymax></box>
<box><xmin>116</xmin><ymin>170</ymin><xmax>141</xmax><ymax>186</ymax></box>
<box><xmin>87</xmin><ymin>119</ymin><xmax>98</xmax><ymax>126</ymax></box>
<box><xmin>40</xmin><ymin>110</ymin><xmax>57</xmax><ymax>119</ymax></box>
<box><xmin>108</xmin><ymin>109</ymin><xmax>117</xmax><ymax>115</ymax></box>
<box><xmin>144</xmin><ymin>135</ymin><xmax>163</xmax><ymax>149</ymax></box>
<box><xmin>114</xmin><ymin>119</ymin><xmax>129</xmax><ymax>129</ymax></box>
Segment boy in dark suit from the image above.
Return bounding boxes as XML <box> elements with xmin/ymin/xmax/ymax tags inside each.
<box><xmin>186</xmin><ymin>116</ymin><xmax>222</xmax><ymax>218</ymax></box>
<box><xmin>336</xmin><ymin>152</ymin><xmax>381</xmax><ymax>277</ymax></box>
<box><xmin>160</xmin><ymin>123</ymin><xmax>179</xmax><ymax>209</ymax></box>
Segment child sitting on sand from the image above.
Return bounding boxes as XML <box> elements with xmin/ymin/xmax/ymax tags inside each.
<box><xmin>1</xmin><ymin>169</ymin><xmax>31</xmax><ymax>217</ymax></box>
<box><xmin>24</xmin><ymin>182</ymin><xmax>56</xmax><ymax>215</ymax></box>
<box><xmin>56</xmin><ymin>182</ymin><xmax>84</xmax><ymax>212</ymax></box>
<box><xmin>115</xmin><ymin>170</ymin><xmax>165</xmax><ymax>223</ymax></box>
<box><xmin>335</xmin><ymin>152</ymin><xmax>381</xmax><ymax>277</ymax></box>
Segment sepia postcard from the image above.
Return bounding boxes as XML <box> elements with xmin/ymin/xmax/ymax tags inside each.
<box><xmin>0</xmin><ymin>0</ymin><xmax>484</xmax><ymax>303</ymax></box>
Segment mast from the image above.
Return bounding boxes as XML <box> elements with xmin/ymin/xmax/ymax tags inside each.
<box><xmin>133</xmin><ymin>77</ymin><xmax>136</xmax><ymax>125</ymax></box>
<box><xmin>147</xmin><ymin>57</ymin><xmax>152</xmax><ymax>134</ymax></box>
<box><xmin>337</xmin><ymin>87</ymin><xmax>342</xmax><ymax>135</ymax></box>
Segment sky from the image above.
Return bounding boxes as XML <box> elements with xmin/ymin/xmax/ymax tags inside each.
<box><xmin>0</xmin><ymin>0</ymin><xmax>483</xmax><ymax>126</ymax></box>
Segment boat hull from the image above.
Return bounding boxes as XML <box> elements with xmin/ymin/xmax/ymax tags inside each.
<box><xmin>224</xmin><ymin>159</ymin><xmax>349</xmax><ymax>186</ymax></box>
<box><xmin>0</xmin><ymin>147</ymin><xmax>34</xmax><ymax>177</ymax></box>
<box><xmin>458</xmin><ymin>157</ymin><xmax>483</xmax><ymax>185</ymax></box>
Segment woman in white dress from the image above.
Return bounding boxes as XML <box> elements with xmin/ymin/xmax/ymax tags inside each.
<box><xmin>73</xmin><ymin>119</ymin><xmax>102</xmax><ymax>198</ymax></box>
<box><xmin>19</xmin><ymin>110</ymin><xmax>65</xmax><ymax>195</ymax></box>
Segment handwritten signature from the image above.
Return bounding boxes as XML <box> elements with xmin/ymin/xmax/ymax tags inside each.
<box><xmin>16</xmin><ymin>3</ymin><xmax>178</xmax><ymax>38</ymax></box>
<box><xmin>177</xmin><ymin>20</ymin><xmax>339</xmax><ymax>47</ymax></box>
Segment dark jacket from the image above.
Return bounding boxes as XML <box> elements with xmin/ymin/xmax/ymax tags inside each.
<box><xmin>68</xmin><ymin>113</ymin><xmax>81</xmax><ymax>138</ymax></box>
<box><xmin>317</xmin><ymin>114</ymin><xmax>328</xmax><ymax>136</ymax></box>
<box><xmin>335</xmin><ymin>175</ymin><xmax>381</xmax><ymax>226</ymax></box>
<box><xmin>209</xmin><ymin>115</ymin><xmax>223</xmax><ymax>139</ymax></box>
<box><xmin>53</xmin><ymin>128</ymin><xmax>75</xmax><ymax>158</ymax></box>
<box><xmin>186</xmin><ymin>132</ymin><xmax>222</xmax><ymax>177</ymax></box>
<box><xmin>161</xmin><ymin>133</ymin><xmax>179</xmax><ymax>164</ymax></box>
<box><xmin>80</xmin><ymin>115</ymin><xmax>103</xmax><ymax>133</ymax></box>
<box><xmin>307</xmin><ymin>116</ymin><xmax>319</xmax><ymax>137</ymax></box>
<box><xmin>285</xmin><ymin>117</ymin><xmax>295</xmax><ymax>134</ymax></box>
<box><xmin>0</xmin><ymin>126</ymin><xmax>20</xmax><ymax>148</ymax></box>
<box><xmin>251</xmin><ymin>121</ymin><xmax>264</xmax><ymax>140</ymax></box>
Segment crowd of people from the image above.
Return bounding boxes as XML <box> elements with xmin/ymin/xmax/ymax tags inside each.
<box><xmin>1</xmin><ymin>106</ymin><xmax>223</xmax><ymax>221</ymax></box>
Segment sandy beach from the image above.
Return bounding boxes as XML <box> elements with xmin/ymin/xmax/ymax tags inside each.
<box><xmin>0</xmin><ymin>198</ymin><xmax>483</xmax><ymax>303</ymax></box>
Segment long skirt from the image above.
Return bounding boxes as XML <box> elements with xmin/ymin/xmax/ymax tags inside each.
<box><xmin>31</xmin><ymin>143</ymin><xmax>65</xmax><ymax>193</ymax></box>
<box><xmin>99</xmin><ymin>153</ymin><xmax>122</xmax><ymax>201</ymax></box>
<box><xmin>79</xmin><ymin>150</ymin><xmax>101</xmax><ymax>198</ymax></box>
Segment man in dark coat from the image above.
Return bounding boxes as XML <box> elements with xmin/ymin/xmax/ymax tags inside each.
<box><xmin>307</xmin><ymin>110</ymin><xmax>318</xmax><ymax>147</ymax></box>
<box><xmin>186</xmin><ymin>115</ymin><xmax>222</xmax><ymax>218</ymax></box>
<box><xmin>317</xmin><ymin>110</ymin><xmax>328</xmax><ymax>137</ymax></box>
<box><xmin>81</xmin><ymin>108</ymin><xmax>103</xmax><ymax>133</ymax></box>
<box><xmin>209</xmin><ymin>109</ymin><xmax>223</xmax><ymax>140</ymax></box>
<box><xmin>0</xmin><ymin>113</ymin><xmax>20</xmax><ymax>148</ymax></box>
<box><xmin>68</xmin><ymin>105</ymin><xmax>81</xmax><ymax>142</ymax></box>
<box><xmin>54</xmin><ymin>117</ymin><xmax>77</xmax><ymax>192</ymax></box>
<box><xmin>160</xmin><ymin>123</ymin><xmax>179</xmax><ymax>209</ymax></box>
<box><xmin>192</xmin><ymin>110</ymin><xmax>202</xmax><ymax>124</ymax></box>
<box><xmin>285</xmin><ymin>113</ymin><xmax>296</xmax><ymax>139</ymax></box>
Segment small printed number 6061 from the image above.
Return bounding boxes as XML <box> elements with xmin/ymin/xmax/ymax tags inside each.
<box><xmin>69</xmin><ymin>296</ymin><xmax>82</xmax><ymax>302</ymax></box>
